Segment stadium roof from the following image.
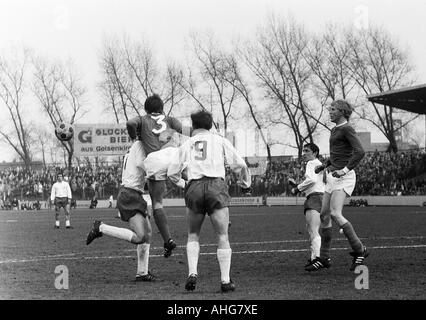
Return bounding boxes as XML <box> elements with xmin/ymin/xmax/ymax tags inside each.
<box><xmin>366</xmin><ymin>84</ymin><xmax>426</xmax><ymax>115</ymax></box>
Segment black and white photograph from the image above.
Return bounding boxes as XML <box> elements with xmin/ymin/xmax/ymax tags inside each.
<box><xmin>0</xmin><ymin>0</ymin><xmax>425</xmax><ymax>310</ymax></box>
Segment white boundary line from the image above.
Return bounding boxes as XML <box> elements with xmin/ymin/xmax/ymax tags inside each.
<box><xmin>109</xmin><ymin>235</ymin><xmax>426</xmax><ymax>253</ymax></box>
<box><xmin>1</xmin><ymin>243</ymin><xmax>425</xmax><ymax>265</ymax></box>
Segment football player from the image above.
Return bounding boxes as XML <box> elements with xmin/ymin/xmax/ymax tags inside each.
<box><xmin>289</xmin><ymin>143</ymin><xmax>325</xmax><ymax>267</ymax></box>
<box><xmin>50</xmin><ymin>173</ymin><xmax>72</xmax><ymax>229</ymax></box>
<box><xmin>168</xmin><ymin>110</ymin><xmax>251</xmax><ymax>293</ymax></box>
<box><xmin>306</xmin><ymin>99</ymin><xmax>368</xmax><ymax>272</ymax></box>
<box><xmin>126</xmin><ymin>94</ymin><xmax>189</xmax><ymax>258</ymax></box>
<box><xmin>86</xmin><ymin>136</ymin><xmax>156</xmax><ymax>282</ymax></box>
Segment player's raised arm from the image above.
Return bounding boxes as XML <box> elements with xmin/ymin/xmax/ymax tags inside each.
<box><xmin>222</xmin><ymin>138</ymin><xmax>251</xmax><ymax>189</ymax></box>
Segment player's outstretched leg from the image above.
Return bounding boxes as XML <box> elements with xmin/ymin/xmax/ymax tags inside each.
<box><xmin>86</xmin><ymin>220</ymin><xmax>103</xmax><ymax>245</ymax></box>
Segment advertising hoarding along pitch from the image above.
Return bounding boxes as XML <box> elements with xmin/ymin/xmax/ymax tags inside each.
<box><xmin>73</xmin><ymin>124</ymin><xmax>132</xmax><ymax>156</ymax></box>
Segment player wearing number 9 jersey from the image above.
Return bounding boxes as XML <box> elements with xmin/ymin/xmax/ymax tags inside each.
<box><xmin>126</xmin><ymin>94</ymin><xmax>185</xmax><ymax>258</ymax></box>
<box><xmin>167</xmin><ymin>110</ymin><xmax>251</xmax><ymax>293</ymax></box>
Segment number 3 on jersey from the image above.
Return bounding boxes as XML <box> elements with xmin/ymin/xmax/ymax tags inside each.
<box><xmin>151</xmin><ymin>114</ymin><xmax>167</xmax><ymax>134</ymax></box>
<box><xmin>194</xmin><ymin>140</ymin><xmax>207</xmax><ymax>160</ymax></box>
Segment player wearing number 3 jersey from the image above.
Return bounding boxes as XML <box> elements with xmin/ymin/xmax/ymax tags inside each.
<box><xmin>126</xmin><ymin>94</ymin><xmax>186</xmax><ymax>258</ymax></box>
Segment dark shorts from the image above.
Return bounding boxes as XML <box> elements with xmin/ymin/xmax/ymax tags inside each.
<box><xmin>148</xmin><ymin>179</ymin><xmax>166</xmax><ymax>204</ymax></box>
<box><xmin>185</xmin><ymin>177</ymin><xmax>231</xmax><ymax>215</ymax></box>
<box><xmin>117</xmin><ymin>187</ymin><xmax>148</xmax><ymax>222</ymax></box>
<box><xmin>54</xmin><ymin>197</ymin><xmax>69</xmax><ymax>209</ymax></box>
<box><xmin>304</xmin><ymin>193</ymin><xmax>323</xmax><ymax>215</ymax></box>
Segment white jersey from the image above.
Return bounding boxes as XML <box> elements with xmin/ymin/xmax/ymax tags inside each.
<box><xmin>297</xmin><ymin>158</ymin><xmax>325</xmax><ymax>196</ymax></box>
<box><xmin>121</xmin><ymin>140</ymin><xmax>146</xmax><ymax>193</ymax></box>
<box><xmin>50</xmin><ymin>181</ymin><xmax>72</xmax><ymax>201</ymax></box>
<box><xmin>168</xmin><ymin>129</ymin><xmax>251</xmax><ymax>189</ymax></box>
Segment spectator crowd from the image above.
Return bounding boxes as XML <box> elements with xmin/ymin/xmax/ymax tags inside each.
<box><xmin>1</xmin><ymin>149</ymin><xmax>425</xmax><ymax>209</ymax></box>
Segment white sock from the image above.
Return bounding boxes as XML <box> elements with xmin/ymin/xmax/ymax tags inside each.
<box><xmin>217</xmin><ymin>248</ymin><xmax>232</xmax><ymax>283</ymax></box>
<box><xmin>311</xmin><ymin>235</ymin><xmax>321</xmax><ymax>260</ymax></box>
<box><xmin>65</xmin><ymin>220</ymin><xmax>70</xmax><ymax>227</ymax></box>
<box><xmin>99</xmin><ymin>224</ymin><xmax>135</xmax><ymax>242</ymax></box>
<box><xmin>186</xmin><ymin>241</ymin><xmax>200</xmax><ymax>276</ymax></box>
<box><xmin>137</xmin><ymin>243</ymin><xmax>150</xmax><ymax>275</ymax></box>
<box><xmin>55</xmin><ymin>220</ymin><xmax>60</xmax><ymax>227</ymax></box>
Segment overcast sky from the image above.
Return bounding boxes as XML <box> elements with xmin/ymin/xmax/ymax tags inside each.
<box><xmin>1</xmin><ymin>0</ymin><xmax>425</xmax><ymax>162</ymax></box>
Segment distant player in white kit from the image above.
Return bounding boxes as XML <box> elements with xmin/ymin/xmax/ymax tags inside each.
<box><xmin>168</xmin><ymin>110</ymin><xmax>251</xmax><ymax>293</ymax></box>
<box><xmin>50</xmin><ymin>173</ymin><xmax>72</xmax><ymax>229</ymax></box>
<box><xmin>86</xmin><ymin>135</ymin><xmax>156</xmax><ymax>282</ymax></box>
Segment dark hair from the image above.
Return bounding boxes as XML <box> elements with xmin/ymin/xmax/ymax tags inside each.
<box><xmin>331</xmin><ymin>99</ymin><xmax>352</xmax><ymax>120</ymax></box>
<box><xmin>303</xmin><ymin>143</ymin><xmax>320</xmax><ymax>158</ymax></box>
<box><xmin>191</xmin><ymin>110</ymin><xmax>213</xmax><ymax>130</ymax></box>
<box><xmin>144</xmin><ymin>94</ymin><xmax>164</xmax><ymax>114</ymax></box>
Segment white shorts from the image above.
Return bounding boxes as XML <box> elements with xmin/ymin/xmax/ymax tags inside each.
<box><xmin>143</xmin><ymin>147</ymin><xmax>178</xmax><ymax>181</ymax></box>
<box><xmin>325</xmin><ymin>169</ymin><xmax>356</xmax><ymax>196</ymax></box>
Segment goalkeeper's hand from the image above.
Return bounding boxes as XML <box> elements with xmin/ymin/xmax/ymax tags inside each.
<box><xmin>290</xmin><ymin>187</ymin><xmax>299</xmax><ymax>195</ymax></box>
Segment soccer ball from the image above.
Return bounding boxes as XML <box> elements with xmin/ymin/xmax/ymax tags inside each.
<box><xmin>55</xmin><ymin>122</ymin><xmax>74</xmax><ymax>141</ymax></box>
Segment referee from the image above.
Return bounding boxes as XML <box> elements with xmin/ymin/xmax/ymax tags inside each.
<box><xmin>50</xmin><ymin>173</ymin><xmax>72</xmax><ymax>229</ymax></box>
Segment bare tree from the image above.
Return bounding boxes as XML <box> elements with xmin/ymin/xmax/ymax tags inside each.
<box><xmin>0</xmin><ymin>48</ymin><xmax>34</xmax><ymax>168</ymax></box>
<box><xmin>34</xmin><ymin>127</ymin><xmax>56</xmax><ymax>169</ymax></box>
<box><xmin>186</xmin><ymin>32</ymin><xmax>240</xmax><ymax>131</ymax></box>
<box><xmin>162</xmin><ymin>61</ymin><xmax>186</xmax><ymax>116</ymax></box>
<box><xmin>99</xmin><ymin>36</ymin><xmax>133</xmax><ymax>122</ymax></box>
<box><xmin>32</xmin><ymin>56</ymin><xmax>88</xmax><ymax>168</ymax></box>
<box><xmin>346</xmin><ymin>26</ymin><xmax>418</xmax><ymax>152</ymax></box>
<box><xmin>99</xmin><ymin>34</ymin><xmax>186</xmax><ymax>120</ymax></box>
<box><xmin>303</xmin><ymin>24</ymin><xmax>360</xmax><ymax>131</ymax></box>
<box><xmin>121</xmin><ymin>35</ymin><xmax>156</xmax><ymax>111</ymax></box>
<box><xmin>99</xmin><ymin>72</ymin><xmax>121</xmax><ymax>124</ymax></box>
<box><xmin>239</xmin><ymin>16</ymin><xmax>318</xmax><ymax>158</ymax></box>
<box><xmin>219</xmin><ymin>51</ymin><xmax>273</xmax><ymax>174</ymax></box>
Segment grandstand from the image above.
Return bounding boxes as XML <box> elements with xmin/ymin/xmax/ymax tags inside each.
<box><xmin>1</xmin><ymin>147</ymin><xmax>425</xmax><ymax>211</ymax></box>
